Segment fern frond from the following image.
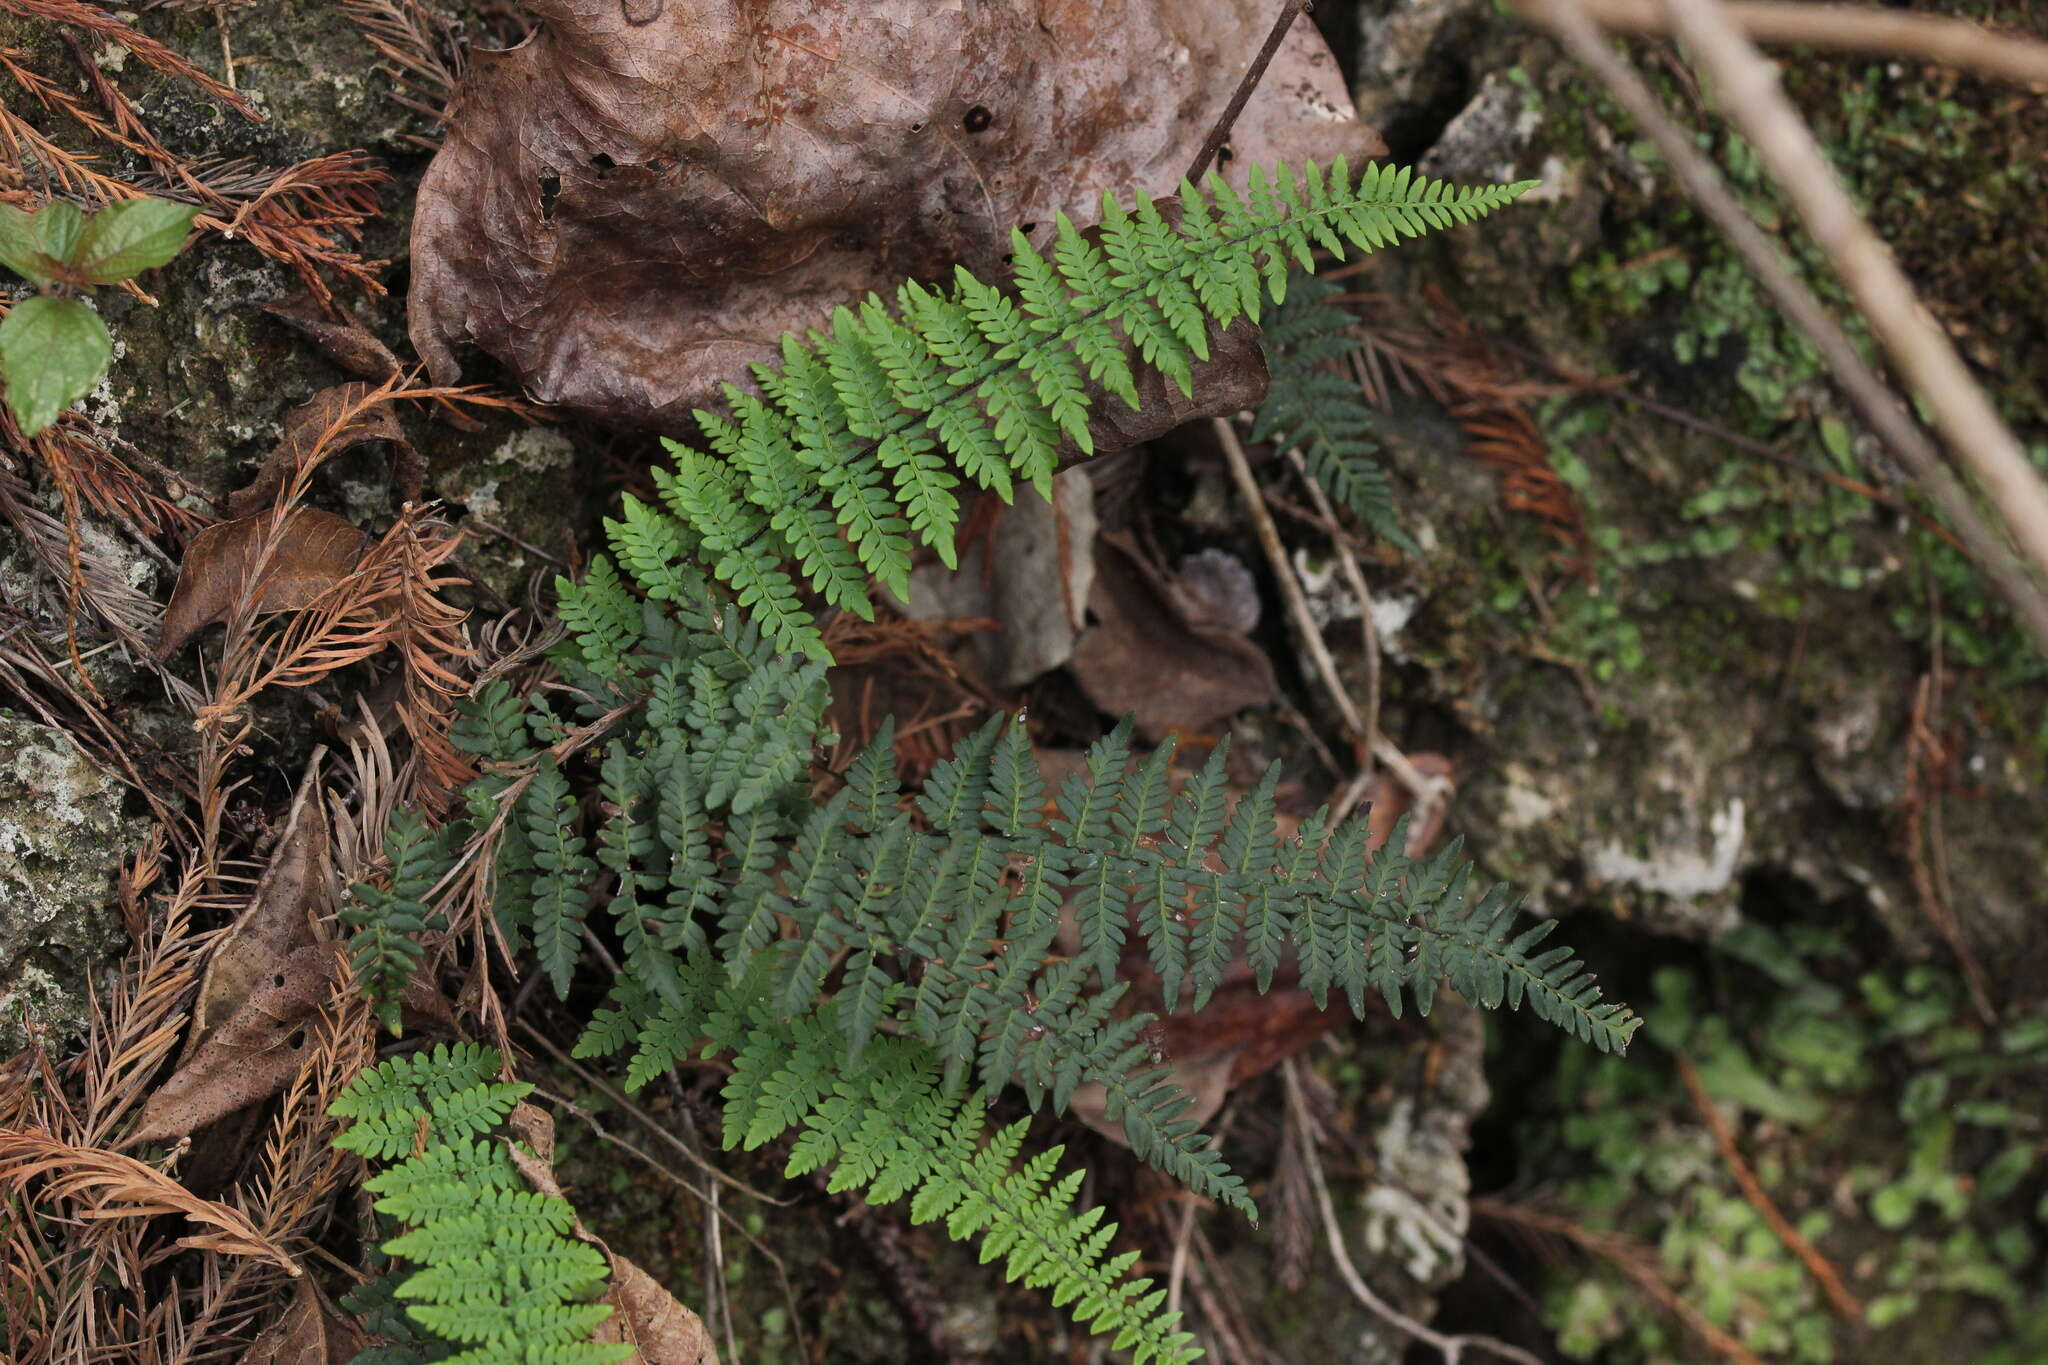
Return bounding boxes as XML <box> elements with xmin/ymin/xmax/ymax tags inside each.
<box><xmin>604</xmin><ymin>159</ymin><xmax>1528</xmax><ymax>655</ymax></box>
<box><xmin>340</xmin><ymin>810</ymin><xmax>458</xmax><ymax>1033</ymax></box>
<box><xmin>1252</xmin><ymin>271</ymin><xmax>1412</xmax><ymax>548</ymax></box>
<box><xmin>331</xmin><ymin>1047</ymin><xmax>628</xmax><ymax>1365</ymax></box>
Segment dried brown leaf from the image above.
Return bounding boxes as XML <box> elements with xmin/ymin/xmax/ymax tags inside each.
<box><xmin>129</xmin><ymin>942</ymin><xmax>451</xmax><ymax>1144</ymax></box>
<box><xmin>224</xmin><ymin>385</ymin><xmax>413</xmax><ymax>519</ymax></box>
<box><xmin>154</xmin><ymin>508</ymin><xmax>370</xmax><ymax>661</ymax></box>
<box><xmin>503</xmin><ymin>1104</ymin><xmax>722</xmax><ymax>1365</ymax></box>
<box><xmin>182</xmin><ymin>766</ymin><xmax>335</xmax><ymax>1063</ymax></box>
<box><xmin>1069</xmin><ymin>531</ymin><xmax>1277</xmax><ymax>741</ymax></box>
<box><xmin>408</xmin><ymin>0</ymin><xmax>1381</xmax><ymax>428</ymax></box>
<box><xmin>245</xmin><ymin>1279</ymin><xmax>368</xmax><ymax>1365</ymax></box>
<box><xmin>0</xmin><ymin>1127</ymin><xmax>299</xmax><ymax>1273</ymax></box>
<box><xmin>258</xmin><ymin>297</ymin><xmax>404</xmax><ymax>385</ymax></box>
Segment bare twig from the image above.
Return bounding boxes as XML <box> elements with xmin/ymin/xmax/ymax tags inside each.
<box><xmin>1671</xmin><ymin>1051</ymin><xmax>1863</xmax><ymax>1322</ymax></box>
<box><xmin>1183</xmin><ymin>0</ymin><xmax>1309</xmax><ymax>184</ymax></box>
<box><xmin>1527</xmin><ymin>0</ymin><xmax>2048</xmax><ymax>88</ymax></box>
<box><xmin>1520</xmin><ymin>0</ymin><xmax>2048</xmax><ymax>660</ymax></box>
<box><xmin>1656</xmin><ymin>0</ymin><xmax>2048</xmax><ymax>604</ymax></box>
<box><xmin>1282</xmin><ymin>1062</ymin><xmax>1542</xmax><ymax>1365</ymax></box>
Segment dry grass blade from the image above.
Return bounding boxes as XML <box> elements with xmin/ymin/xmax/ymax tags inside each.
<box><xmin>0</xmin><ymin>1129</ymin><xmax>300</xmax><ymax>1273</ymax></box>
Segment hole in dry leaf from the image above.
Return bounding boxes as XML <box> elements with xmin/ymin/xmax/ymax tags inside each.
<box><xmin>963</xmin><ymin>105</ymin><xmax>992</xmax><ymax>133</ymax></box>
<box><xmin>590</xmin><ymin>152</ymin><xmax>616</xmax><ymax>171</ymax></box>
<box><xmin>1020</xmin><ymin>222</ymin><xmax>1038</xmax><ymax>236</ymax></box>
<box><xmin>908</xmin><ymin>120</ymin><xmax>925</xmax><ymax>133</ymax></box>
<box><xmin>272</xmin><ymin>973</ymin><xmax>286</xmax><ymax>989</ymax></box>
<box><xmin>538</xmin><ymin>173</ymin><xmax>561</xmax><ymax>221</ymax></box>
<box><xmin>287</xmin><ymin>1028</ymin><xmax>307</xmax><ymax>1050</ymax></box>
<box><xmin>1217</xmin><ymin>143</ymin><xmax>1236</xmax><ymax>166</ymax></box>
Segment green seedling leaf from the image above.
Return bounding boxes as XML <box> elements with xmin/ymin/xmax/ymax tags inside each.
<box><xmin>68</xmin><ymin>198</ymin><xmax>200</xmax><ymax>284</ymax></box>
<box><xmin>35</xmin><ymin>201</ymin><xmax>85</xmax><ymax>273</ymax></box>
<box><xmin>0</xmin><ymin>204</ymin><xmax>54</xmax><ymax>285</ymax></box>
<box><xmin>0</xmin><ymin>296</ymin><xmax>113</xmax><ymax>436</ymax></box>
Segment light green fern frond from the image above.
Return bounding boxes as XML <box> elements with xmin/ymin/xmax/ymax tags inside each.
<box><xmin>331</xmin><ymin>1047</ymin><xmax>630</xmax><ymax>1365</ymax></box>
<box><xmin>607</xmin><ymin>159</ymin><xmax>1530</xmax><ymax>657</ymax></box>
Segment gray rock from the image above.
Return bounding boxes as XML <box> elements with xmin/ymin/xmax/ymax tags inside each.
<box><xmin>0</xmin><ymin>716</ymin><xmax>140</xmax><ymax>1054</ymax></box>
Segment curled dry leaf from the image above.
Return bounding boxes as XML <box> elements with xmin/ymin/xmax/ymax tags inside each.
<box><xmin>245</xmin><ymin>1278</ymin><xmax>368</xmax><ymax>1365</ymax></box>
<box><xmin>888</xmin><ymin>468</ymin><xmax>1098</xmax><ymax>688</ymax></box>
<box><xmin>225</xmin><ymin>384</ymin><xmax>418</xmax><ymax>519</ymax></box>
<box><xmin>181</xmin><ymin>761</ymin><xmax>335</xmax><ymax>1064</ymax></box>
<box><xmin>154</xmin><ymin>507</ymin><xmax>370</xmax><ymax>661</ymax></box>
<box><xmin>1070</xmin><ymin>530</ymin><xmax>1278</xmax><ymax>741</ymax></box>
<box><xmin>409</xmin><ymin>0</ymin><xmax>1382</xmax><ymax>428</ymax></box>
<box><xmin>258</xmin><ymin>295</ymin><xmax>404</xmax><ymax>384</ymax></box>
<box><xmin>130</xmin><ymin>941</ymin><xmax>452</xmax><ymax>1145</ymax></box>
<box><xmin>505</xmin><ymin>1104</ymin><xmax>722</xmax><ymax>1365</ymax></box>
<box><xmin>0</xmin><ymin>1127</ymin><xmax>299</xmax><ymax>1273</ymax></box>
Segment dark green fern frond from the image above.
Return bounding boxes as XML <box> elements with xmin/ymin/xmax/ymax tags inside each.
<box><xmin>341</xmin><ymin>811</ymin><xmax>459</xmax><ymax>1033</ymax></box>
<box><xmin>606</xmin><ymin>160</ymin><xmax>1529</xmax><ymax>657</ymax></box>
<box><xmin>1251</xmin><ymin>270</ymin><xmax>1411</xmax><ymax>548</ymax></box>
<box><xmin>331</xmin><ymin>1046</ymin><xmax>630</xmax><ymax>1365</ymax></box>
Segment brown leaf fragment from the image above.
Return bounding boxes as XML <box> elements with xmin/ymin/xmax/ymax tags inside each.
<box><xmin>182</xmin><ymin>762</ymin><xmax>335</xmax><ymax>1064</ymax></box>
<box><xmin>408</xmin><ymin>0</ymin><xmax>1381</xmax><ymax>429</ymax></box>
<box><xmin>503</xmin><ymin>1104</ymin><xmax>722</xmax><ymax>1365</ymax></box>
<box><xmin>259</xmin><ymin>295</ymin><xmax>404</xmax><ymax>384</ymax></box>
<box><xmin>1069</xmin><ymin>531</ymin><xmax>1278</xmax><ymax>741</ymax></box>
<box><xmin>225</xmin><ymin>385</ymin><xmax>414</xmax><ymax>519</ymax></box>
<box><xmin>154</xmin><ymin>507</ymin><xmax>370</xmax><ymax>661</ymax></box>
<box><xmin>129</xmin><ymin>943</ymin><xmax>450</xmax><ymax>1144</ymax></box>
<box><xmin>245</xmin><ymin>1278</ymin><xmax>368</xmax><ymax>1365</ymax></box>
<box><xmin>596</xmin><ymin>1251</ymin><xmax>721</xmax><ymax>1365</ymax></box>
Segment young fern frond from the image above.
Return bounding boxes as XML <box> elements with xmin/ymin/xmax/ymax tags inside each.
<box><xmin>330</xmin><ymin>1046</ymin><xmax>630</xmax><ymax>1365</ymax></box>
<box><xmin>1252</xmin><ymin>271</ymin><xmax>1413</xmax><ymax>548</ymax></box>
<box><xmin>632</xmin><ymin>159</ymin><xmax>1531</xmax><ymax>656</ymax></box>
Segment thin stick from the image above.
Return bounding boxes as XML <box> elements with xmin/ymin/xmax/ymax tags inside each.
<box><xmin>1534</xmin><ymin>0</ymin><xmax>2048</xmax><ymax>88</ymax></box>
<box><xmin>1521</xmin><ymin>0</ymin><xmax>2048</xmax><ymax>661</ymax></box>
<box><xmin>1286</xmin><ymin>448</ymin><xmax>1381</xmax><ymax>770</ymax></box>
<box><xmin>1658</xmin><ymin>0</ymin><xmax>2048</xmax><ymax>609</ymax></box>
<box><xmin>1183</xmin><ymin>0</ymin><xmax>1309</xmax><ymax>184</ymax></box>
<box><xmin>1216</xmin><ymin>418</ymin><xmax>1452</xmax><ymax>823</ymax></box>
<box><xmin>1672</xmin><ymin>1051</ymin><xmax>1864</xmax><ymax>1322</ymax></box>
<box><xmin>1283</xmin><ymin>1062</ymin><xmax>1543</xmax><ymax>1365</ymax></box>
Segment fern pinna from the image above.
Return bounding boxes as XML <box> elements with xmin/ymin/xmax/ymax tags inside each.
<box><xmin>331</xmin><ymin>1044</ymin><xmax>629</xmax><ymax>1365</ymax></box>
<box><xmin>334</xmin><ymin>156</ymin><xmax>1627</xmax><ymax>1361</ymax></box>
<box><xmin>625</xmin><ymin>157</ymin><xmax>1531</xmax><ymax>657</ymax></box>
<box><xmin>1253</xmin><ymin>271</ymin><xmax>1413</xmax><ymax>549</ymax></box>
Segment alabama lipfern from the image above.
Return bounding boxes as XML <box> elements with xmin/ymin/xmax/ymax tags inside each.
<box><xmin>333</xmin><ymin>157</ymin><xmax>1628</xmax><ymax>1361</ymax></box>
<box><xmin>1253</xmin><ymin>271</ymin><xmax>1412</xmax><ymax>549</ymax></box>
<box><xmin>330</xmin><ymin>1044</ymin><xmax>629</xmax><ymax>1365</ymax></box>
<box><xmin>629</xmin><ymin>158</ymin><xmax>1531</xmax><ymax>657</ymax></box>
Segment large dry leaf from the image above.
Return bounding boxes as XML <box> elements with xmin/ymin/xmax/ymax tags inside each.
<box><xmin>154</xmin><ymin>507</ymin><xmax>370</xmax><ymax>660</ymax></box>
<box><xmin>0</xmin><ymin>1127</ymin><xmax>299</xmax><ymax>1273</ymax></box>
<box><xmin>245</xmin><ymin>1279</ymin><xmax>368</xmax><ymax>1365</ymax></box>
<box><xmin>181</xmin><ymin>764</ymin><xmax>335</xmax><ymax>1064</ymax></box>
<box><xmin>129</xmin><ymin>942</ymin><xmax>451</xmax><ymax>1144</ymax></box>
<box><xmin>1069</xmin><ymin>530</ymin><xmax>1278</xmax><ymax>740</ymax></box>
<box><xmin>225</xmin><ymin>385</ymin><xmax>416</xmax><ymax>519</ymax></box>
<box><xmin>409</xmin><ymin>0</ymin><xmax>1383</xmax><ymax>429</ymax></box>
<box><xmin>506</xmin><ymin>1104</ymin><xmax>722</xmax><ymax>1365</ymax></box>
<box><xmin>259</xmin><ymin>296</ymin><xmax>405</xmax><ymax>385</ymax></box>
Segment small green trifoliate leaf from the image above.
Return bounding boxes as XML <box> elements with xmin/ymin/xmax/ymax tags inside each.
<box><xmin>67</xmin><ymin>198</ymin><xmax>200</xmax><ymax>284</ymax></box>
<box><xmin>35</xmin><ymin>201</ymin><xmax>86</xmax><ymax>273</ymax></box>
<box><xmin>0</xmin><ymin>296</ymin><xmax>112</xmax><ymax>436</ymax></box>
<box><xmin>0</xmin><ymin>204</ymin><xmax>54</xmax><ymax>285</ymax></box>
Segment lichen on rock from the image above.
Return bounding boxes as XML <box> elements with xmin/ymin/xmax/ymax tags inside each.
<box><xmin>0</xmin><ymin>716</ymin><xmax>141</xmax><ymax>1054</ymax></box>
